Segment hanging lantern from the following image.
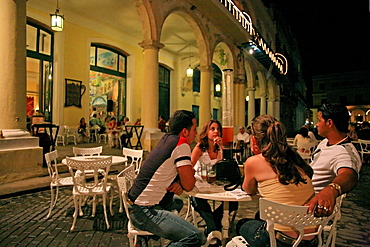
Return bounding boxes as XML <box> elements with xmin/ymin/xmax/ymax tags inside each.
<box><xmin>186</xmin><ymin>65</ymin><xmax>193</xmax><ymax>77</ymax></box>
<box><xmin>50</xmin><ymin>0</ymin><xmax>64</xmax><ymax>31</ymax></box>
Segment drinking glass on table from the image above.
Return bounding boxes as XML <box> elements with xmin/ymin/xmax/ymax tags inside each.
<box><xmin>207</xmin><ymin>167</ymin><xmax>216</xmax><ymax>183</ymax></box>
<box><xmin>200</xmin><ymin>162</ymin><xmax>209</xmax><ymax>179</ymax></box>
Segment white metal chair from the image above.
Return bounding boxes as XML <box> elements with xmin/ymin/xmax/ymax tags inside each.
<box><xmin>73</xmin><ymin>146</ymin><xmax>103</xmax><ymax>156</ymax></box>
<box><xmin>99</xmin><ymin>131</ymin><xmax>108</xmax><ymax>144</ymax></box>
<box><xmin>358</xmin><ymin>139</ymin><xmax>370</xmax><ymax>163</ymax></box>
<box><xmin>45</xmin><ymin>150</ymin><xmax>74</xmax><ymax>218</ymax></box>
<box><xmin>107</xmin><ymin>147</ymin><xmax>143</xmax><ymax>213</ymax></box>
<box><xmin>122</xmin><ymin>148</ymin><xmax>144</xmax><ymax>174</ymax></box>
<box><xmin>226</xmin><ymin>196</ymin><xmax>344</xmax><ymax>247</ymax></box>
<box><xmin>260</xmin><ymin>197</ymin><xmax>339</xmax><ymax>247</ymax></box>
<box><xmin>117</xmin><ymin>165</ymin><xmax>154</xmax><ymax>247</ymax></box>
<box><xmin>72</xmin><ymin>146</ymin><xmax>107</xmax><ymax>209</ymax></box>
<box><xmin>322</xmin><ymin>194</ymin><xmax>346</xmax><ymax>247</ymax></box>
<box><xmin>66</xmin><ymin>156</ymin><xmax>114</xmax><ymax>231</ymax></box>
<box><xmin>297</xmin><ymin>141</ymin><xmax>318</xmax><ymax>164</ymax></box>
<box><xmin>55</xmin><ymin>126</ymin><xmax>67</xmax><ymax>146</ymax></box>
<box><xmin>89</xmin><ymin>125</ymin><xmax>101</xmax><ymax>143</ymax></box>
<box><xmin>65</xmin><ymin>126</ymin><xmax>78</xmax><ymax>145</ymax></box>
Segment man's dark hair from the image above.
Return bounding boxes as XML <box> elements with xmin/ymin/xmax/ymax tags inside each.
<box><xmin>319</xmin><ymin>103</ymin><xmax>349</xmax><ymax>133</ymax></box>
<box><xmin>299</xmin><ymin>127</ymin><xmax>309</xmax><ymax>137</ymax></box>
<box><xmin>168</xmin><ymin>110</ymin><xmax>196</xmax><ymax>135</ymax></box>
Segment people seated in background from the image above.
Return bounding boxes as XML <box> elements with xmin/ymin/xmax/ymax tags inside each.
<box><xmin>127</xmin><ymin>110</ymin><xmax>203</xmax><ymax>246</ymax></box>
<box><xmin>100</xmin><ymin>116</ymin><xmax>110</xmax><ymax>134</ymax></box>
<box><xmin>238</xmin><ymin>115</ymin><xmax>316</xmax><ymax>246</ymax></box>
<box><xmin>302</xmin><ymin>125</ymin><xmax>317</xmax><ymax>142</ymax></box>
<box><xmin>358</xmin><ymin>121</ymin><xmax>370</xmax><ymax>140</ymax></box>
<box><xmin>89</xmin><ymin>114</ymin><xmax>100</xmax><ymax>127</ymax></box>
<box><xmin>348</xmin><ymin>123</ymin><xmax>358</xmax><ymax>140</ymax></box>
<box><xmin>158</xmin><ymin>115</ymin><xmax>167</xmax><ymax>132</ymax></box>
<box><xmin>191</xmin><ymin>120</ymin><xmax>237</xmax><ymax>247</ymax></box>
<box><xmin>307</xmin><ymin>103</ymin><xmax>362</xmax><ymax>217</ymax></box>
<box><xmin>293</xmin><ymin>127</ymin><xmax>315</xmax><ymax>153</ymax></box>
<box><xmin>119</xmin><ymin>117</ymin><xmax>133</xmax><ymax>148</ymax></box>
<box><xmin>234</xmin><ymin>126</ymin><xmax>250</xmax><ymax>144</ymax></box>
<box><xmin>77</xmin><ymin>117</ymin><xmax>89</xmax><ymax>142</ymax></box>
<box><xmin>234</xmin><ymin>126</ymin><xmax>250</xmax><ymax>161</ymax></box>
<box><xmin>107</xmin><ymin>117</ymin><xmax>119</xmax><ymax>148</ymax></box>
<box><xmin>134</xmin><ymin>118</ymin><xmax>141</xmax><ymax>126</ymax></box>
<box><xmin>90</xmin><ymin>107</ymin><xmax>98</xmax><ymax>118</ymax></box>
<box><xmin>89</xmin><ymin>114</ymin><xmax>101</xmax><ymax>141</ymax></box>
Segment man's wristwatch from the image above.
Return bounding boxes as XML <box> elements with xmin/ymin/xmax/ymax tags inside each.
<box><xmin>328</xmin><ymin>182</ymin><xmax>342</xmax><ymax>195</ymax></box>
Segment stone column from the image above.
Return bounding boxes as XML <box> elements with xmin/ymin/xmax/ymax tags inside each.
<box><xmin>235</xmin><ymin>50</ymin><xmax>246</xmax><ymax>127</ymax></box>
<box><xmin>274</xmin><ymin>99</ymin><xmax>280</xmax><ymax>120</ymax></box>
<box><xmin>53</xmin><ymin>32</ymin><xmax>65</xmax><ymax>126</ymax></box>
<box><xmin>222</xmin><ymin>69</ymin><xmax>234</xmax><ymax>126</ymax></box>
<box><xmin>246</xmin><ymin>87</ymin><xmax>256</xmax><ymax>125</ymax></box>
<box><xmin>198</xmin><ymin>65</ymin><xmax>212</xmax><ymax>127</ymax></box>
<box><xmin>267</xmin><ymin>98</ymin><xmax>275</xmax><ymax>116</ymax></box>
<box><xmin>260</xmin><ymin>93</ymin><xmax>267</xmax><ymax>115</ymax></box>
<box><xmin>0</xmin><ymin>0</ymin><xmax>26</xmax><ymax>130</ymax></box>
<box><xmin>234</xmin><ymin>82</ymin><xmax>245</xmax><ymax>127</ymax></box>
<box><xmin>139</xmin><ymin>40</ymin><xmax>164</xmax><ymax>130</ymax></box>
<box><xmin>0</xmin><ymin>0</ymin><xmax>43</xmax><ymax>182</ymax></box>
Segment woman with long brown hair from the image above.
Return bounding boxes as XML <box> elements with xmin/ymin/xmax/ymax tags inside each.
<box><xmin>239</xmin><ymin>115</ymin><xmax>317</xmax><ymax>246</ymax></box>
<box><xmin>191</xmin><ymin>119</ymin><xmax>237</xmax><ymax>247</ymax></box>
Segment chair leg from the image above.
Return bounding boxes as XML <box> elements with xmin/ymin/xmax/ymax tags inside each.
<box><xmin>92</xmin><ymin>195</ymin><xmax>97</xmax><ymax>217</ymax></box>
<box><xmin>70</xmin><ymin>195</ymin><xmax>79</xmax><ymax>231</ymax></box>
<box><xmin>191</xmin><ymin>202</ymin><xmax>197</xmax><ymax>227</ymax></box>
<box><xmin>109</xmin><ymin>189</ymin><xmax>114</xmax><ymax>216</ymax></box>
<box><xmin>102</xmin><ymin>193</ymin><xmax>110</xmax><ymax>229</ymax></box>
<box><xmin>53</xmin><ymin>186</ymin><xmax>60</xmax><ymax>208</ymax></box>
<box><xmin>118</xmin><ymin>190</ymin><xmax>123</xmax><ymax>213</ymax></box>
<box><xmin>331</xmin><ymin>230</ymin><xmax>337</xmax><ymax>247</ymax></box>
<box><xmin>47</xmin><ymin>185</ymin><xmax>55</xmax><ymax>218</ymax></box>
<box><xmin>185</xmin><ymin>196</ymin><xmax>191</xmax><ymax>220</ymax></box>
<box><xmin>130</xmin><ymin>234</ymin><xmax>137</xmax><ymax>247</ymax></box>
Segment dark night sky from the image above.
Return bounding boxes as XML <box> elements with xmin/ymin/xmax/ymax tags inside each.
<box><xmin>273</xmin><ymin>0</ymin><xmax>370</xmax><ymax>78</ymax></box>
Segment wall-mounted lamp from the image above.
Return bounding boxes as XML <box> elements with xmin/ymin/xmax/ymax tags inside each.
<box><xmin>215</xmin><ymin>83</ymin><xmax>221</xmax><ymax>92</ymax></box>
<box><xmin>186</xmin><ymin>44</ymin><xmax>193</xmax><ymax>77</ymax></box>
<box><xmin>186</xmin><ymin>66</ymin><xmax>193</xmax><ymax>77</ymax></box>
<box><xmin>245</xmin><ymin>95</ymin><xmax>249</xmax><ymax>101</ymax></box>
<box><xmin>50</xmin><ymin>0</ymin><xmax>64</xmax><ymax>31</ymax></box>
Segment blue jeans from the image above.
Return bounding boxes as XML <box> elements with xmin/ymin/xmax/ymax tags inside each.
<box><xmin>129</xmin><ymin>196</ymin><xmax>204</xmax><ymax>247</ymax></box>
<box><xmin>239</xmin><ymin>219</ymin><xmax>318</xmax><ymax>247</ymax></box>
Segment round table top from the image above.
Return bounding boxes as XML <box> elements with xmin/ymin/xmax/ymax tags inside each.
<box><xmin>62</xmin><ymin>155</ymin><xmax>127</xmax><ymax>165</ymax></box>
<box><xmin>186</xmin><ymin>180</ymin><xmax>251</xmax><ymax>202</ymax></box>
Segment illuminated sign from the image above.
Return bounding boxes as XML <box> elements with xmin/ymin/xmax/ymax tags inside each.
<box><xmin>219</xmin><ymin>0</ymin><xmax>288</xmax><ymax>75</ymax></box>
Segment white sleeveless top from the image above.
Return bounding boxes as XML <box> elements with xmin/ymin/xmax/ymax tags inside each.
<box><xmin>194</xmin><ymin>151</ymin><xmax>219</xmax><ymax>173</ymax></box>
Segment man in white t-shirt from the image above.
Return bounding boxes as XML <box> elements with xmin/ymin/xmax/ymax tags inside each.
<box><xmin>234</xmin><ymin>126</ymin><xmax>250</xmax><ymax>160</ymax></box>
<box><xmin>234</xmin><ymin>126</ymin><xmax>250</xmax><ymax>144</ymax></box>
<box><xmin>307</xmin><ymin>103</ymin><xmax>362</xmax><ymax>217</ymax></box>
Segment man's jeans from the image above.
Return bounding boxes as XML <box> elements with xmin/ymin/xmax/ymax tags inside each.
<box><xmin>128</xmin><ymin>196</ymin><xmax>204</xmax><ymax>247</ymax></box>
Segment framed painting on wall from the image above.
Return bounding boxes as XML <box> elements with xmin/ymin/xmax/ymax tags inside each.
<box><xmin>65</xmin><ymin>79</ymin><xmax>85</xmax><ymax>108</ymax></box>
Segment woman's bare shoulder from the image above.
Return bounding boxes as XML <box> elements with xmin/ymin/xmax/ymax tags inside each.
<box><xmin>245</xmin><ymin>154</ymin><xmax>269</xmax><ymax>169</ymax></box>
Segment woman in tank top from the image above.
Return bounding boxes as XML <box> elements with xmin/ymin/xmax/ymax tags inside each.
<box><xmin>238</xmin><ymin>115</ymin><xmax>317</xmax><ymax>247</ymax></box>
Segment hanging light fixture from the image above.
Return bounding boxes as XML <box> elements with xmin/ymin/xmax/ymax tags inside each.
<box><xmin>186</xmin><ymin>44</ymin><xmax>193</xmax><ymax>77</ymax></box>
<box><xmin>215</xmin><ymin>83</ymin><xmax>221</xmax><ymax>92</ymax></box>
<box><xmin>50</xmin><ymin>0</ymin><xmax>64</xmax><ymax>31</ymax></box>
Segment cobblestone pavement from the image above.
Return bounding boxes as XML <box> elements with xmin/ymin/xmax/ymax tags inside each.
<box><xmin>0</xmin><ymin>143</ymin><xmax>369</xmax><ymax>246</ymax></box>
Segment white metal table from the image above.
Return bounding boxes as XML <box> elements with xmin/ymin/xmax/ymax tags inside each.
<box><xmin>186</xmin><ymin>180</ymin><xmax>252</xmax><ymax>246</ymax></box>
<box><xmin>62</xmin><ymin>155</ymin><xmax>127</xmax><ymax>166</ymax></box>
